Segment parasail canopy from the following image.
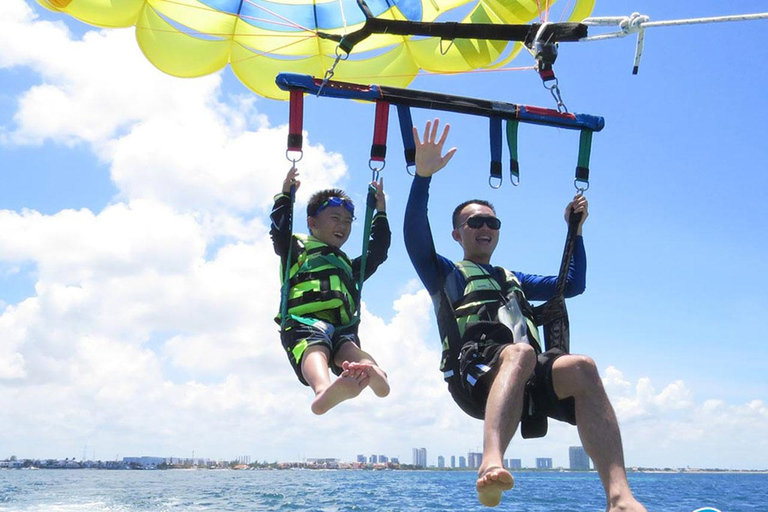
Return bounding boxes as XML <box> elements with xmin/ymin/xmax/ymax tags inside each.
<box><xmin>37</xmin><ymin>0</ymin><xmax>595</xmax><ymax>99</ymax></box>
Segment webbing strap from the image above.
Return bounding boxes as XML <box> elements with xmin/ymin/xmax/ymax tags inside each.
<box><xmin>354</xmin><ymin>185</ymin><xmax>378</xmax><ymax>323</ymax></box>
<box><xmin>575</xmin><ymin>130</ymin><xmax>592</xmax><ymax>190</ymax></box>
<box><xmin>279</xmin><ymin>186</ymin><xmax>296</xmax><ymax>329</ymax></box>
<box><xmin>370</xmin><ymin>101</ymin><xmax>389</xmax><ymax>163</ymax></box>
<box><xmin>288</xmin><ymin>89</ymin><xmax>303</xmax><ymax>153</ymax></box>
<box><xmin>506</xmin><ymin>120</ymin><xmax>520</xmax><ymax>186</ymax></box>
<box><xmin>489</xmin><ymin>117</ymin><xmax>503</xmax><ymax>189</ymax></box>
<box><xmin>396</xmin><ymin>105</ymin><xmax>416</xmax><ymax>171</ymax></box>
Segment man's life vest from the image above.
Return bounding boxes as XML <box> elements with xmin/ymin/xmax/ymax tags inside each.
<box><xmin>278</xmin><ymin>234</ymin><xmax>359</xmax><ymax>328</ymax></box>
<box><xmin>437</xmin><ymin>260</ymin><xmax>541</xmax><ymax>379</ymax></box>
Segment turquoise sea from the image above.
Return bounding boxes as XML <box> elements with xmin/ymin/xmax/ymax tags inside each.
<box><xmin>0</xmin><ymin>469</ymin><xmax>765</xmax><ymax>512</ymax></box>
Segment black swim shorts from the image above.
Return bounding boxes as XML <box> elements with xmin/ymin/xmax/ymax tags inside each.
<box><xmin>280</xmin><ymin>318</ymin><xmax>360</xmax><ymax>386</ymax></box>
<box><xmin>448</xmin><ymin>323</ymin><xmax>576</xmax><ymax>427</ymax></box>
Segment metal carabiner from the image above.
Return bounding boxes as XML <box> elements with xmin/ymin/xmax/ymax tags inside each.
<box><xmin>574</xmin><ymin>179</ymin><xmax>590</xmax><ymax>193</ymax></box>
<box><xmin>488</xmin><ymin>175</ymin><xmax>502</xmax><ymax>189</ymax></box>
<box><xmin>286</xmin><ymin>149</ymin><xmax>303</xmax><ymax>164</ymax></box>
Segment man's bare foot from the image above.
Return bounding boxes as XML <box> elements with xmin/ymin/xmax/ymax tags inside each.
<box><xmin>476</xmin><ymin>465</ymin><xmax>514</xmax><ymax>507</ymax></box>
<box><xmin>310</xmin><ymin>371</ymin><xmax>368</xmax><ymax>415</ymax></box>
<box><xmin>607</xmin><ymin>498</ymin><xmax>648</xmax><ymax>512</ymax></box>
<box><xmin>345</xmin><ymin>361</ymin><xmax>390</xmax><ymax>397</ymax></box>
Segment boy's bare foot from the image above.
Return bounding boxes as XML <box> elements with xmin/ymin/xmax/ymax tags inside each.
<box><xmin>345</xmin><ymin>361</ymin><xmax>390</xmax><ymax>397</ymax></box>
<box><xmin>310</xmin><ymin>371</ymin><xmax>368</xmax><ymax>415</ymax></box>
<box><xmin>476</xmin><ymin>465</ymin><xmax>514</xmax><ymax>507</ymax></box>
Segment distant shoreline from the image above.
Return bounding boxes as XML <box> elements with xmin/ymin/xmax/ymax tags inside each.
<box><xmin>3</xmin><ymin>467</ymin><xmax>766</xmax><ymax>474</ymax></box>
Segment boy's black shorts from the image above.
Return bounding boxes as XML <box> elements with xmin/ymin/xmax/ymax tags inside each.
<box><xmin>280</xmin><ymin>318</ymin><xmax>360</xmax><ymax>386</ymax></box>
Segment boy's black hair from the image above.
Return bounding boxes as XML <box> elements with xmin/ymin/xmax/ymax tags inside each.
<box><xmin>307</xmin><ymin>188</ymin><xmax>353</xmax><ymax>217</ymax></box>
<box><xmin>452</xmin><ymin>199</ymin><xmax>497</xmax><ymax>228</ymax></box>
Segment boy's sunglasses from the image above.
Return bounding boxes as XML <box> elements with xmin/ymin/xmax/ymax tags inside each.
<box><xmin>312</xmin><ymin>197</ymin><xmax>355</xmax><ymax>217</ymax></box>
<box><xmin>461</xmin><ymin>215</ymin><xmax>502</xmax><ymax>230</ymax></box>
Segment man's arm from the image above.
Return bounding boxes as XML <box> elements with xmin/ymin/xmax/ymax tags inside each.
<box><xmin>404</xmin><ymin>176</ymin><xmax>448</xmax><ymax>295</ymax></box>
<box><xmin>516</xmin><ymin>236</ymin><xmax>586</xmax><ymax>300</ymax></box>
<box><xmin>404</xmin><ymin>118</ymin><xmax>459</xmax><ymax>294</ymax></box>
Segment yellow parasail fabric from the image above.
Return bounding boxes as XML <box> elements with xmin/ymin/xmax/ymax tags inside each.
<box><xmin>35</xmin><ymin>0</ymin><xmax>595</xmax><ymax>99</ymax></box>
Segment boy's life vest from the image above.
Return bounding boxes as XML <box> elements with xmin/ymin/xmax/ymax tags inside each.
<box><xmin>437</xmin><ymin>260</ymin><xmax>542</xmax><ymax>379</ymax></box>
<box><xmin>277</xmin><ymin>234</ymin><xmax>359</xmax><ymax>328</ymax></box>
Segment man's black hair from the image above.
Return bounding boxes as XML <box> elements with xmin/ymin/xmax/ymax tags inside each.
<box><xmin>307</xmin><ymin>188</ymin><xmax>353</xmax><ymax>217</ymax></box>
<box><xmin>452</xmin><ymin>199</ymin><xmax>496</xmax><ymax>228</ymax></box>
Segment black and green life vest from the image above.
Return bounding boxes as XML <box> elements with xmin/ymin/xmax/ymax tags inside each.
<box><xmin>438</xmin><ymin>260</ymin><xmax>541</xmax><ymax>377</ymax></box>
<box><xmin>278</xmin><ymin>234</ymin><xmax>359</xmax><ymax>327</ymax></box>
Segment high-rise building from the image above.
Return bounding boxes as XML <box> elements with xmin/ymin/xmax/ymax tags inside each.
<box><xmin>569</xmin><ymin>446</ymin><xmax>590</xmax><ymax>470</ymax></box>
<box><xmin>369</xmin><ymin>455</ymin><xmax>378</xmax><ymax>464</ymax></box>
<box><xmin>437</xmin><ymin>456</ymin><xmax>445</xmax><ymax>468</ymax></box>
<box><xmin>459</xmin><ymin>456</ymin><xmax>467</xmax><ymax>469</ymax></box>
<box><xmin>391</xmin><ymin>457</ymin><xmax>399</xmax><ymax>464</ymax></box>
<box><xmin>536</xmin><ymin>458</ymin><xmax>553</xmax><ymax>469</ymax></box>
<box><xmin>451</xmin><ymin>455</ymin><xmax>456</xmax><ymax>468</ymax></box>
<box><xmin>509</xmin><ymin>459</ymin><xmax>522</xmax><ymax>470</ymax></box>
<box><xmin>379</xmin><ymin>455</ymin><xmax>388</xmax><ymax>463</ymax></box>
<box><xmin>412</xmin><ymin>448</ymin><xmax>427</xmax><ymax>467</ymax></box>
<box><xmin>468</xmin><ymin>452</ymin><xmax>483</xmax><ymax>469</ymax></box>
<box><xmin>356</xmin><ymin>454</ymin><xmax>366</xmax><ymax>464</ymax></box>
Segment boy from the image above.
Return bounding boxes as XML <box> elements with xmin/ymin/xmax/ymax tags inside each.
<box><xmin>271</xmin><ymin>167</ymin><xmax>391</xmax><ymax>414</ymax></box>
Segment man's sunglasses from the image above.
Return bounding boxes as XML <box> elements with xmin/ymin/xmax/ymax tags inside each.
<box><xmin>461</xmin><ymin>215</ymin><xmax>502</xmax><ymax>230</ymax></box>
<box><xmin>312</xmin><ymin>197</ymin><xmax>355</xmax><ymax>217</ymax></box>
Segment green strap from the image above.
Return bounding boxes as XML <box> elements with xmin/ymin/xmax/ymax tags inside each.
<box><xmin>279</xmin><ymin>185</ymin><xmax>295</xmax><ymax>329</ymax></box>
<box><xmin>575</xmin><ymin>130</ymin><xmax>592</xmax><ymax>190</ymax></box>
<box><xmin>506</xmin><ymin>120</ymin><xmax>520</xmax><ymax>186</ymax></box>
<box><xmin>354</xmin><ymin>184</ymin><xmax>377</xmax><ymax>323</ymax></box>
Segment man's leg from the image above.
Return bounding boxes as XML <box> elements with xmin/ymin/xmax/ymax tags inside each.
<box><xmin>301</xmin><ymin>345</ymin><xmax>367</xmax><ymax>415</ymax></box>
<box><xmin>552</xmin><ymin>355</ymin><xmax>647</xmax><ymax>512</ymax></box>
<box><xmin>476</xmin><ymin>343</ymin><xmax>537</xmax><ymax>507</ymax></box>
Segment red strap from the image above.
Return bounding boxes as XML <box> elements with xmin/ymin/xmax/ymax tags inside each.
<box><xmin>288</xmin><ymin>89</ymin><xmax>304</xmax><ymax>152</ymax></box>
<box><xmin>370</xmin><ymin>101</ymin><xmax>389</xmax><ymax>162</ymax></box>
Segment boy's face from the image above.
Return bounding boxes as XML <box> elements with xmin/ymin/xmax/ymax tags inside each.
<box><xmin>308</xmin><ymin>206</ymin><xmax>353</xmax><ymax>248</ymax></box>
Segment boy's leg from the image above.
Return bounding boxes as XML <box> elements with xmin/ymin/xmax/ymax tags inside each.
<box><xmin>302</xmin><ymin>345</ymin><xmax>368</xmax><ymax>415</ymax></box>
<box><xmin>334</xmin><ymin>342</ymin><xmax>390</xmax><ymax>398</ymax></box>
<box><xmin>552</xmin><ymin>354</ymin><xmax>647</xmax><ymax>512</ymax></box>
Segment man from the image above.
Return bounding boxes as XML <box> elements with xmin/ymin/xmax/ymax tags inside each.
<box><xmin>404</xmin><ymin>119</ymin><xmax>646</xmax><ymax>511</ymax></box>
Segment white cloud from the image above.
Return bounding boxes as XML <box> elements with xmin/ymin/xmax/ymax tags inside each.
<box><xmin>602</xmin><ymin>367</ymin><xmax>767</xmax><ymax>469</ymax></box>
<box><xmin>1</xmin><ymin>0</ymin><xmax>347</xmax><ymax>214</ymax></box>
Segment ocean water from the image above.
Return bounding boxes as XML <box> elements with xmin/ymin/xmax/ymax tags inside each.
<box><xmin>0</xmin><ymin>469</ymin><xmax>766</xmax><ymax>512</ymax></box>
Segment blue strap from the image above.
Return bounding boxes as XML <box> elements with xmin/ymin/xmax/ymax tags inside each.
<box><xmin>396</xmin><ymin>105</ymin><xmax>416</xmax><ymax>173</ymax></box>
<box><xmin>489</xmin><ymin>117</ymin><xmax>502</xmax><ymax>188</ymax></box>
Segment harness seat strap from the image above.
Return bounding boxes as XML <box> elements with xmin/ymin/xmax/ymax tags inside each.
<box><xmin>371</xmin><ymin>101</ymin><xmax>390</xmax><ymax>162</ymax></box>
<box><xmin>288</xmin><ymin>89</ymin><xmax>303</xmax><ymax>152</ymax></box>
<box><xmin>490</xmin><ymin>117</ymin><xmax>503</xmax><ymax>188</ymax></box>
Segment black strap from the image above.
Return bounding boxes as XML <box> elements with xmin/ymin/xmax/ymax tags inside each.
<box><xmin>321</xmin><ymin>1</ymin><xmax>588</xmax><ymax>54</ymax></box>
<box><xmin>532</xmin><ymin>208</ymin><xmax>583</xmax><ymax>354</ymax></box>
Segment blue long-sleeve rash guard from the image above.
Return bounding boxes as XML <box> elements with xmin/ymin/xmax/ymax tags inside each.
<box><xmin>404</xmin><ymin>175</ymin><xmax>586</xmax><ymax>302</ymax></box>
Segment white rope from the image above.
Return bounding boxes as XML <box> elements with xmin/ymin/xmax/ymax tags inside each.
<box><xmin>580</xmin><ymin>11</ymin><xmax>768</xmax><ymax>73</ymax></box>
<box><xmin>337</xmin><ymin>0</ymin><xmax>349</xmax><ymax>35</ymax></box>
<box><xmin>581</xmin><ymin>12</ymin><xmax>768</xmax><ymax>42</ymax></box>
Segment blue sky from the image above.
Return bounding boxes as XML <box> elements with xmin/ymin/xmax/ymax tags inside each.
<box><xmin>1</xmin><ymin>0</ymin><xmax>767</xmax><ymax>471</ymax></box>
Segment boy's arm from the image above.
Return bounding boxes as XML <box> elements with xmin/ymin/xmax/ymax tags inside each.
<box><xmin>270</xmin><ymin>192</ymin><xmax>293</xmax><ymax>265</ymax></box>
<box><xmin>357</xmin><ymin>212</ymin><xmax>391</xmax><ymax>281</ymax></box>
<box><xmin>516</xmin><ymin>236</ymin><xmax>587</xmax><ymax>300</ymax></box>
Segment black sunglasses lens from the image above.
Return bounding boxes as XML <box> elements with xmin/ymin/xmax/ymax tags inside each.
<box><xmin>466</xmin><ymin>216</ymin><xmax>500</xmax><ymax>230</ymax></box>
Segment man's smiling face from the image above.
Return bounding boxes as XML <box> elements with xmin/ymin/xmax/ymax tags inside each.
<box><xmin>308</xmin><ymin>206</ymin><xmax>353</xmax><ymax>248</ymax></box>
<box><xmin>452</xmin><ymin>203</ymin><xmax>500</xmax><ymax>264</ymax></box>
